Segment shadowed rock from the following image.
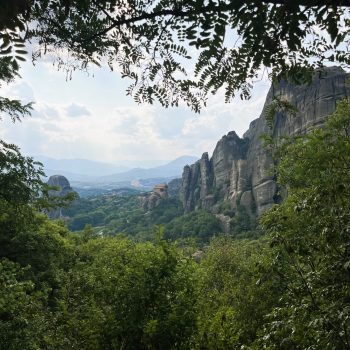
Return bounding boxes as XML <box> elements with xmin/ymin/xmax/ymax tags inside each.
<box><xmin>47</xmin><ymin>175</ymin><xmax>74</xmax><ymax>219</ymax></box>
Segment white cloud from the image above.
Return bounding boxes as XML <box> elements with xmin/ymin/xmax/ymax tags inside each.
<box><xmin>1</xmin><ymin>62</ymin><xmax>270</xmax><ymax>163</ymax></box>
<box><xmin>1</xmin><ymin>81</ymin><xmax>36</xmax><ymax>105</ymax></box>
<box><xmin>65</xmin><ymin>103</ymin><xmax>91</xmax><ymax>117</ymax></box>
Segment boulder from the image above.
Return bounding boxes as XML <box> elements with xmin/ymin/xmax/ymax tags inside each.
<box><xmin>47</xmin><ymin>175</ymin><xmax>74</xmax><ymax>219</ymax></box>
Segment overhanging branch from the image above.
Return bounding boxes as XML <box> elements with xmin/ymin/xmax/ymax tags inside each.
<box><xmin>90</xmin><ymin>0</ymin><xmax>350</xmax><ymax>40</ymax></box>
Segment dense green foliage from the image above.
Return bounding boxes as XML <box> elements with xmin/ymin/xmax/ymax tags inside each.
<box><xmin>65</xmin><ymin>195</ymin><xmax>223</xmax><ymax>244</ymax></box>
<box><xmin>65</xmin><ymin>190</ymin><xmax>260</xmax><ymax>243</ymax></box>
<box><xmin>194</xmin><ymin>237</ymin><xmax>281</xmax><ymax>349</ymax></box>
<box><xmin>1</xmin><ymin>1</ymin><xmax>350</xmax><ymax>347</ymax></box>
<box><xmin>0</xmin><ymin>145</ymin><xmax>198</xmax><ymax>348</ymax></box>
<box><xmin>2</xmin><ymin>95</ymin><xmax>350</xmax><ymax>349</ymax></box>
<box><xmin>230</xmin><ymin>204</ymin><xmax>259</xmax><ymax>239</ymax></box>
<box><xmin>165</xmin><ymin>210</ymin><xmax>222</xmax><ymax>243</ymax></box>
<box><xmin>259</xmin><ymin>98</ymin><xmax>350</xmax><ymax>349</ymax></box>
<box><xmin>65</xmin><ymin>195</ymin><xmax>179</xmax><ymax>233</ymax></box>
<box><xmin>1</xmin><ymin>14</ymin><xmax>350</xmax><ymax>342</ymax></box>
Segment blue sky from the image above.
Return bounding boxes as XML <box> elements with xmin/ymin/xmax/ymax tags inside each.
<box><xmin>1</xmin><ymin>57</ymin><xmax>270</xmax><ymax>165</ymax></box>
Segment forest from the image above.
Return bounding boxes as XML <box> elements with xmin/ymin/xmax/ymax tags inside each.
<box><xmin>1</xmin><ymin>100</ymin><xmax>350</xmax><ymax>349</ymax></box>
<box><xmin>1</xmin><ymin>1</ymin><xmax>350</xmax><ymax>349</ymax></box>
<box><xmin>64</xmin><ymin>195</ymin><xmax>224</xmax><ymax>243</ymax></box>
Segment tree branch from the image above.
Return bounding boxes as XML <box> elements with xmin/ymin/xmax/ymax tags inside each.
<box><xmin>90</xmin><ymin>0</ymin><xmax>350</xmax><ymax>40</ymax></box>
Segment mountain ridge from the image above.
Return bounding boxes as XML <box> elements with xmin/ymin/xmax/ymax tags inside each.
<box><xmin>39</xmin><ymin>155</ymin><xmax>198</xmax><ymax>184</ymax></box>
<box><xmin>98</xmin><ymin>156</ymin><xmax>199</xmax><ymax>182</ymax></box>
<box><xmin>36</xmin><ymin>156</ymin><xmax>130</xmax><ymax>178</ymax></box>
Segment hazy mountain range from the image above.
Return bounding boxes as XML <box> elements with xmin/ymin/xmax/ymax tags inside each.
<box><xmin>35</xmin><ymin>156</ymin><xmax>130</xmax><ymax>178</ymax></box>
<box><xmin>36</xmin><ymin>155</ymin><xmax>198</xmax><ymax>185</ymax></box>
<box><xmin>98</xmin><ymin>156</ymin><xmax>198</xmax><ymax>182</ymax></box>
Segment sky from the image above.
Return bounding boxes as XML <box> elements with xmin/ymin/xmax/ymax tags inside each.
<box><xmin>1</xmin><ymin>57</ymin><xmax>270</xmax><ymax>165</ymax></box>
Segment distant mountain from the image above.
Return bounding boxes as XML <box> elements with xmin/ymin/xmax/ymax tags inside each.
<box><xmin>43</xmin><ymin>168</ymin><xmax>98</xmax><ymax>182</ymax></box>
<box><xmin>34</xmin><ymin>155</ymin><xmax>198</xmax><ymax>185</ymax></box>
<box><xmin>98</xmin><ymin>156</ymin><xmax>199</xmax><ymax>183</ymax></box>
<box><xmin>117</xmin><ymin>159</ymin><xmax>170</xmax><ymax>168</ymax></box>
<box><xmin>36</xmin><ymin>156</ymin><xmax>130</xmax><ymax>177</ymax></box>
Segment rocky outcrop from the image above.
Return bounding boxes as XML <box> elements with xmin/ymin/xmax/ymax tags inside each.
<box><xmin>180</xmin><ymin>67</ymin><xmax>350</xmax><ymax>217</ymax></box>
<box><xmin>47</xmin><ymin>175</ymin><xmax>74</xmax><ymax>219</ymax></box>
<box><xmin>143</xmin><ymin>183</ymin><xmax>168</xmax><ymax>211</ymax></box>
<box><xmin>179</xmin><ymin>152</ymin><xmax>212</xmax><ymax>212</ymax></box>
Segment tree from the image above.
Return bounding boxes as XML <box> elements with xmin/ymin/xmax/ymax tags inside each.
<box><xmin>0</xmin><ymin>140</ymin><xmax>75</xmax><ymax>261</ymax></box>
<box><xmin>0</xmin><ymin>259</ymin><xmax>47</xmax><ymax>350</ymax></box>
<box><xmin>0</xmin><ymin>139</ymin><xmax>79</xmax><ymax>349</ymax></box>
<box><xmin>259</xmin><ymin>97</ymin><xmax>350</xmax><ymax>349</ymax></box>
<box><xmin>193</xmin><ymin>237</ymin><xmax>281</xmax><ymax>349</ymax></box>
<box><xmin>165</xmin><ymin>210</ymin><xmax>222</xmax><ymax>244</ymax></box>
<box><xmin>0</xmin><ymin>0</ymin><xmax>349</xmax><ymax>111</ymax></box>
<box><xmin>57</xmin><ymin>233</ymin><xmax>198</xmax><ymax>349</ymax></box>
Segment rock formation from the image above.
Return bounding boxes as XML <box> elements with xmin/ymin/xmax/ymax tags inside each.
<box><xmin>143</xmin><ymin>183</ymin><xmax>169</xmax><ymax>211</ymax></box>
<box><xmin>47</xmin><ymin>175</ymin><xmax>74</xmax><ymax>219</ymax></box>
<box><xmin>167</xmin><ymin>178</ymin><xmax>182</xmax><ymax>198</ymax></box>
<box><xmin>179</xmin><ymin>67</ymin><xmax>350</xmax><ymax>217</ymax></box>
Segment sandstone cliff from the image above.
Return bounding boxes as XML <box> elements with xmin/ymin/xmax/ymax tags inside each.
<box><xmin>143</xmin><ymin>183</ymin><xmax>169</xmax><ymax>212</ymax></box>
<box><xmin>47</xmin><ymin>175</ymin><xmax>74</xmax><ymax>219</ymax></box>
<box><xmin>180</xmin><ymin>67</ymin><xmax>350</xmax><ymax>217</ymax></box>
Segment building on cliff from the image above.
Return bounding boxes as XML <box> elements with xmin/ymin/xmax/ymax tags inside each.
<box><xmin>153</xmin><ymin>183</ymin><xmax>168</xmax><ymax>197</ymax></box>
<box><xmin>143</xmin><ymin>183</ymin><xmax>169</xmax><ymax>212</ymax></box>
<box><xmin>179</xmin><ymin>67</ymin><xmax>350</xmax><ymax>219</ymax></box>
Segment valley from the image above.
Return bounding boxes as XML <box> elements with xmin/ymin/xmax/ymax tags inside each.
<box><xmin>2</xmin><ymin>66</ymin><xmax>350</xmax><ymax>349</ymax></box>
<box><xmin>1</xmin><ymin>2</ymin><xmax>349</xmax><ymax>347</ymax></box>
<box><xmin>52</xmin><ymin>67</ymin><xmax>349</xmax><ymax>246</ymax></box>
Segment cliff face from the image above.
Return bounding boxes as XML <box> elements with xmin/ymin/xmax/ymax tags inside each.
<box><xmin>143</xmin><ymin>183</ymin><xmax>169</xmax><ymax>212</ymax></box>
<box><xmin>180</xmin><ymin>67</ymin><xmax>350</xmax><ymax>217</ymax></box>
<box><xmin>47</xmin><ymin>175</ymin><xmax>74</xmax><ymax>219</ymax></box>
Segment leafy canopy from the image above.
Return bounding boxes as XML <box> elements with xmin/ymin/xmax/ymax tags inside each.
<box><xmin>260</xmin><ymin>97</ymin><xmax>350</xmax><ymax>349</ymax></box>
<box><xmin>0</xmin><ymin>0</ymin><xmax>349</xmax><ymax>111</ymax></box>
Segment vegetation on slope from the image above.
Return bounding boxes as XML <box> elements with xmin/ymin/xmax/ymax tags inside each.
<box><xmin>65</xmin><ymin>194</ymin><xmax>223</xmax><ymax>244</ymax></box>
<box><xmin>1</xmin><ymin>97</ymin><xmax>350</xmax><ymax>349</ymax></box>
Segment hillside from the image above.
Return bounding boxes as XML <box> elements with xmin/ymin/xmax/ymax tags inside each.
<box><xmin>4</xmin><ymin>66</ymin><xmax>350</xmax><ymax>350</ymax></box>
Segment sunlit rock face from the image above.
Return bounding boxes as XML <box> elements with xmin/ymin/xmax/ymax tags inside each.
<box><xmin>47</xmin><ymin>175</ymin><xmax>74</xmax><ymax>219</ymax></box>
<box><xmin>180</xmin><ymin>67</ymin><xmax>350</xmax><ymax>217</ymax></box>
